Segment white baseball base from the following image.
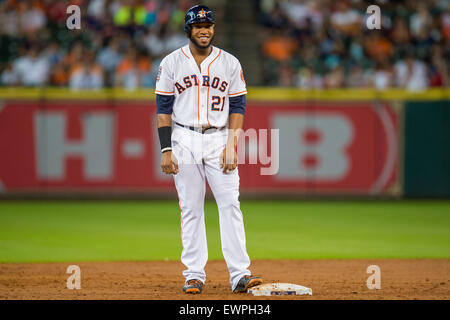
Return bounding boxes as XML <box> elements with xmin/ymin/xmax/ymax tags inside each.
<box><xmin>248</xmin><ymin>283</ymin><xmax>313</xmax><ymax>296</ymax></box>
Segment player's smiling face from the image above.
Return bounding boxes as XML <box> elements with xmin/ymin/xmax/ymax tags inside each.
<box><xmin>190</xmin><ymin>22</ymin><xmax>215</xmax><ymax>49</ymax></box>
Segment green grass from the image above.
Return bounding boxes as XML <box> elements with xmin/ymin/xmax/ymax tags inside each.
<box><xmin>0</xmin><ymin>200</ymin><xmax>449</xmax><ymax>263</ymax></box>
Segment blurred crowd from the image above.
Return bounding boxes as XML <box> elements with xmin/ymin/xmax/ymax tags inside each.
<box><xmin>1</xmin><ymin>0</ymin><xmax>449</xmax><ymax>90</ymax></box>
<box><xmin>257</xmin><ymin>0</ymin><xmax>450</xmax><ymax>90</ymax></box>
<box><xmin>0</xmin><ymin>0</ymin><xmax>194</xmax><ymax>89</ymax></box>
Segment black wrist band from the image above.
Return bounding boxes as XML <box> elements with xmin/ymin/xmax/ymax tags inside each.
<box><xmin>158</xmin><ymin>126</ymin><xmax>172</xmax><ymax>152</ymax></box>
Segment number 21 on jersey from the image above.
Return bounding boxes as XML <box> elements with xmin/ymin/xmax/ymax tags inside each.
<box><xmin>211</xmin><ymin>96</ymin><xmax>225</xmax><ymax>111</ymax></box>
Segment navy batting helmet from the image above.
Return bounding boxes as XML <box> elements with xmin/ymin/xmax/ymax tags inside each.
<box><xmin>184</xmin><ymin>5</ymin><xmax>215</xmax><ymax>34</ymax></box>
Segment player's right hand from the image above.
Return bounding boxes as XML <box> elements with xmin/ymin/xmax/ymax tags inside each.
<box><xmin>161</xmin><ymin>151</ymin><xmax>179</xmax><ymax>175</ymax></box>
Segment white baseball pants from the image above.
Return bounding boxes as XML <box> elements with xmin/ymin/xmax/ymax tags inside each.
<box><xmin>171</xmin><ymin>125</ymin><xmax>251</xmax><ymax>291</ymax></box>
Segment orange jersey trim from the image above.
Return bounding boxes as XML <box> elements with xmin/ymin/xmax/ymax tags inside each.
<box><xmin>155</xmin><ymin>90</ymin><xmax>174</xmax><ymax>94</ymax></box>
<box><xmin>206</xmin><ymin>49</ymin><xmax>222</xmax><ymax>126</ymax></box>
<box><xmin>228</xmin><ymin>90</ymin><xmax>247</xmax><ymax>96</ymax></box>
<box><xmin>197</xmin><ymin>80</ymin><xmax>200</xmax><ymax>125</ymax></box>
<box><xmin>181</xmin><ymin>48</ymin><xmax>190</xmax><ymax>59</ymax></box>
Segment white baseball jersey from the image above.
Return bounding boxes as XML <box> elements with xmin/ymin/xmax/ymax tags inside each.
<box><xmin>155</xmin><ymin>44</ymin><xmax>247</xmax><ymax>127</ymax></box>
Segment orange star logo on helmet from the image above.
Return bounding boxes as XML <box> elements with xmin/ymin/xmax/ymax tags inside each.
<box><xmin>197</xmin><ymin>9</ymin><xmax>207</xmax><ymax>18</ymax></box>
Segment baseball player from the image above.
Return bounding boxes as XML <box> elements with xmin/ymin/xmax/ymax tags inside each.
<box><xmin>155</xmin><ymin>5</ymin><xmax>262</xmax><ymax>294</ymax></box>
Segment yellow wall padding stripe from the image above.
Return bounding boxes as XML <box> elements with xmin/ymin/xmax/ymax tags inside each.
<box><xmin>0</xmin><ymin>87</ymin><xmax>448</xmax><ymax>101</ymax></box>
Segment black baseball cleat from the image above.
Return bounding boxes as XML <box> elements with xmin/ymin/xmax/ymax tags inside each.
<box><xmin>233</xmin><ymin>275</ymin><xmax>263</xmax><ymax>293</ymax></box>
<box><xmin>183</xmin><ymin>279</ymin><xmax>204</xmax><ymax>294</ymax></box>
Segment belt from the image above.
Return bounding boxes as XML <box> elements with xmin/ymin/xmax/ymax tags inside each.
<box><xmin>175</xmin><ymin>122</ymin><xmax>225</xmax><ymax>134</ymax></box>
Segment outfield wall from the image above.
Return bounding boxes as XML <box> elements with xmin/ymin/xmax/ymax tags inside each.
<box><xmin>404</xmin><ymin>101</ymin><xmax>450</xmax><ymax>198</ymax></box>
<box><xmin>0</xmin><ymin>88</ymin><xmax>448</xmax><ymax>198</ymax></box>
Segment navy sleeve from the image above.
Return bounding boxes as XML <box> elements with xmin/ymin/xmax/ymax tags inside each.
<box><xmin>229</xmin><ymin>95</ymin><xmax>246</xmax><ymax>115</ymax></box>
<box><xmin>156</xmin><ymin>94</ymin><xmax>175</xmax><ymax>114</ymax></box>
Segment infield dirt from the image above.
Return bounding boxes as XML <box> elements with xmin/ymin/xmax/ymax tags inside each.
<box><xmin>0</xmin><ymin>259</ymin><xmax>448</xmax><ymax>300</ymax></box>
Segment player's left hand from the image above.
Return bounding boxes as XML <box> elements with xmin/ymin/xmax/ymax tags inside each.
<box><xmin>220</xmin><ymin>144</ymin><xmax>237</xmax><ymax>174</ymax></box>
<box><xmin>161</xmin><ymin>151</ymin><xmax>179</xmax><ymax>175</ymax></box>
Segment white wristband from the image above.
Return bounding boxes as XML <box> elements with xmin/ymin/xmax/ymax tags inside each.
<box><xmin>161</xmin><ymin>147</ymin><xmax>172</xmax><ymax>153</ymax></box>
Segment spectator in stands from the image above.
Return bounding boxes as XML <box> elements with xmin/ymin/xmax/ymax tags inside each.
<box><xmin>113</xmin><ymin>0</ymin><xmax>147</xmax><ymax>27</ymax></box>
<box><xmin>0</xmin><ymin>62</ymin><xmax>20</xmax><ymax>86</ymax></box>
<box><xmin>12</xmin><ymin>46</ymin><xmax>50</xmax><ymax>86</ymax></box>
<box><xmin>46</xmin><ymin>0</ymin><xmax>69</xmax><ymax>26</ymax></box>
<box><xmin>50</xmin><ymin>61</ymin><xmax>69</xmax><ymax>87</ymax></box>
<box><xmin>306</xmin><ymin>0</ymin><xmax>324</xmax><ymax>31</ymax></box>
<box><xmin>262</xmin><ymin>29</ymin><xmax>297</xmax><ymax>62</ymax></box>
<box><xmin>315</xmin><ymin>25</ymin><xmax>335</xmax><ymax>57</ymax></box>
<box><xmin>281</xmin><ymin>0</ymin><xmax>311</xmax><ymax>31</ymax></box>
<box><xmin>324</xmin><ymin>66</ymin><xmax>345</xmax><ymax>88</ymax></box>
<box><xmin>144</xmin><ymin>25</ymin><xmax>171</xmax><ymax>57</ymax></box>
<box><xmin>394</xmin><ymin>51</ymin><xmax>429</xmax><ymax>91</ymax></box>
<box><xmin>97</xmin><ymin>38</ymin><xmax>123</xmax><ymax>87</ymax></box>
<box><xmin>346</xmin><ymin>64</ymin><xmax>370</xmax><ymax>88</ymax></box>
<box><xmin>43</xmin><ymin>42</ymin><xmax>66</xmax><ymax>86</ymax></box>
<box><xmin>414</xmin><ymin>27</ymin><xmax>435</xmax><ymax>60</ymax></box>
<box><xmin>19</xmin><ymin>1</ymin><xmax>47</xmax><ymax>34</ymax></box>
<box><xmin>278</xmin><ymin>62</ymin><xmax>295</xmax><ymax>87</ymax></box>
<box><xmin>330</xmin><ymin>0</ymin><xmax>362</xmax><ymax>36</ymax></box>
<box><xmin>43</xmin><ymin>42</ymin><xmax>64</xmax><ymax>67</ymax></box>
<box><xmin>348</xmin><ymin>36</ymin><xmax>366</xmax><ymax>64</ymax></box>
<box><xmin>323</xmin><ymin>39</ymin><xmax>344</xmax><ymax>71</ymax></box>
<box><xmin>115</xmin><ymin>46</ymin><xmax>151</xmax><ymax>89</ymax></box>
<box><xmin>64</xmin><ymin>42</ymin><xmax>84</xmax><ymax>70</ymax></box>
<box><xmin>409</xmin><ymin>2</ymin><xmax>432</xmax><ymax>39</ymax></box>
<box><xmin>364</xmin><ymin>31</ymin><xmax>393</xmax><ymax>62</ymax></box>
<box><xmin>429</xmin><ymin>44</ymin><xmax>448</xmax><ymax>87</ymax></box>
<box><xmin>261</xmin><ymin>28</ymin><xmax>298</xmax><ymax>85</ymax></box>
<box><xmin>69</xmin><ymin>50</ymin><xmax>104</xmax><ymax>89</ymax></box>
<box><xmin>296</xmin><ymin>66</ymin><xmax>323</xmax><ymax>89</ymax></box>
<box><xmin>164</xmin><ymin>26</ymin><xmax>189</xmax><ymax>53</ymax></box>
<box><xmin>372</xmin><ymin>59</ymin><xmax>394</xmax><ymax>90</ymax></box>
<box><xmin>390</xmin><ymin>18</ymin><xmax>411</xmax><ymax>59</ymax></box>
<box><xmin>0</xmin><ymin>4</ymin><xmax>19</xmax><ymax>37</ymax></box>
<box><xmin>87</xmin><ymin>0</ymin><xmax>108</xmax><ymax>22</ymax></box>
<box><xmin>260</xmin><ymin>1</ymin><xmax>288</xmax><ymax>29</ymax></box>
<box><xmin>442</xmin><ymin>4</ymin><xmax>450</xmax><ymax>40</ymax></box>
